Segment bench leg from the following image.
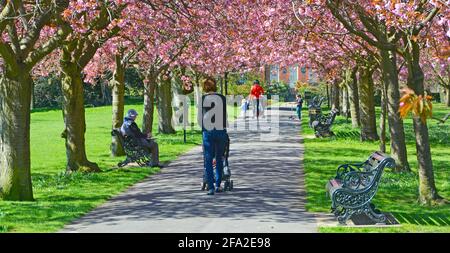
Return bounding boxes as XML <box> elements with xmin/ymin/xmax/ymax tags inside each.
<box><xmin>364</xmin><ymin>203</ymin><xmax>387</xmax><ymax>224</ymax></box>
<box><xmin>337</xmin><ymin>208</ymin><xmax>354</xmax><ymax>225</ymax></box>
<box><xmin>118</xmin><ymin>157</ymin><xmax>131</xmax><ymax>167</ymax></box>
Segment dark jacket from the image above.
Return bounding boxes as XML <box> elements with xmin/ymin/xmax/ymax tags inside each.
<box><xmin>201</xmin><ymin>93</ymin><xmax>227</xmax><ymax>132</ymax></box>
<box><xmin>296</xmin><ymin>98</ymin><xmax>304</xmax><ymax>108</ymax></box>
<box><xmin>121</xmin><ymin>117</ymin><xmax>147</xmax><ymax>139</ymax></box>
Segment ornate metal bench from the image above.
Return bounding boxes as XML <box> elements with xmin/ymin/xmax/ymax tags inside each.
<box><xmin>326</xmin><ymin>151</ymin><xmax>396</xmax><ymax>225</ymax></box>
<box><xmin>111</xmin><ymin>129</ymin><xmax>152</xmax><ymax>167</ymax></box>
<box><xmin>308</xmin><ymin>96</ymin><xmax>324</xmax><ymax>127</ymax></box>
<box><xmin>311</xmin><ymin>108</ymin><xmax>339</xmax><ymax>138</ymax></box>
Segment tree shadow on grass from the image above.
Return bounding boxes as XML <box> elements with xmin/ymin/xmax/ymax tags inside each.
<box><xmin>334</xmin><ymin>131</ymin><xmax>360</xmax><ymax>139</ymax></box>
<box><xmin>392</xmin><ymin>212</ymin><xmax>450</xmax><ymax>226</ymax></box>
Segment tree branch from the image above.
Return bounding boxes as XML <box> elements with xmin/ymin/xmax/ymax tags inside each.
<box><xmin>0</xmin><ymin>42</ymin><xmax>19</xmax><ymax>72</ymax></box>
<box><xmin>24</xmin><ymin>20</ymin><xmax>72</xmax><ymax>71</ymax></box>
<box><xmin>19</xmin><ymin>8</ymin><xmax>53</xmax><ymax>57</ymax></box>
<box><xmin>326</xmin><ymin>0</ymin><xmax>389</xmax><ymax>50</ymax></box>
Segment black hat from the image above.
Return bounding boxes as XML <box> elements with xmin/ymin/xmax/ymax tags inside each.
<box><xmin>254</xmin><ymin>80</ymin><xmax>260</xmax><ymax>85</ymax></box>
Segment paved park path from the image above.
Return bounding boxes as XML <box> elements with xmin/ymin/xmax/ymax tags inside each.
<box><xmin>61</xmin><ymin>106</ymin><xmax>329</xmax><ymax>233</ymax></box>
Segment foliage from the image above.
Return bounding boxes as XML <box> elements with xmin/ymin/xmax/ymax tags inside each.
<box><xmin>227</xmin><ymin>71</ymin><xmax>264</xmax><ymax>86</ymax></box>
<box><xmin>295</xmin><ymin>80</ymin><xmax>310</xmax><ymax>94</ymax></box>
<box><xmin>83</xmin><ymin>80</ymin><xmax>112</xmax><ymax>107</ymax></box>
<box><xmin>399</xmin><ymin>87</ymin><xmax>433</xmax><ymax>123</ymax></box>
<box><xmin>265</xmin><ymin>82</ymin><xmax>291</xmax><ymax>102</ymax></box>
<box><xmin>228</xmin><ymin>83</ymin><xmax>253</xmax><ymax>96</ymax></box>
<box><xmin>33</xmin><ymin>76</ymin><xmax>63</xmax><ymax>109</ymax></box>
<box><xmin>124</xmin><ymin>68</ymin><xmax>145</xmax><ymax>97</ymax></box>
<box><xmin>31</xmin><ymin>69</ymin><xmax>146</xmax><ymax>109</ymax></box>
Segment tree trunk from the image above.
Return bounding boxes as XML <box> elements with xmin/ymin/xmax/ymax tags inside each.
<box><xmin>111</xmin><ymin>54</ymin><xmax>125</xmax><ymax>157</ymax></box>
<box><xmin>380</xmin><ymin>49</ymin><xmax>410</xmax><ymax>172</ymax></box>
<box><xmin>264</xmin><ymin>65</ymin><xmax>271</xmax><ymax>85</ymax></box>
<box><xmin>326</xmin><ymin>84</ymin><xmax>330</xmax><ymax>108</ymax></box>
<box><xmin>142</xmin><ymin>74</ymin><xmax>157</xmax><ymax>135</ymax></box>
<box><xmin>156</xmin><ymin>76</ymin><xmax>176</xmax><ymax>134</ymax></box>
<box><xmin>341</xmin><ymin>84</ymin><xmax>349</xmax><ymax>119</ymax></box>
<box><xmin>30</xmin><ymin>81</ymin><xmax>35</xmax><ymax>110</ymax></box>
<box><xmin>60</xmin><ymin>61</ymin><xmax>100</xmax><ymax>173</ymax></box>
<box><xmin>413</xmin><ymin>117</ymin><xmax>441</xmax><ymax>204</ymax></box>
<box><xmin>348</xmin><ymin>68</ymin><xmax>360</xmax><ymax>128</ymax></box>
<box><xmin>380</xmin><ymin>83</ymin><xmax>387</xmax><ymax>153</ymax></box>
<box><xmin>219</xmin><ymin>77</ymin><xmax>224</xmax><ymax>95</ymax></box>
<box><xmin>0</xmin><ymin>73</ymin><xmax>34</xmax><ymax>201</ymax></box>
<box><xmin>194</xmin><ymin>74</ymin><xmax>202</xmax><ymax>107</ymax></box>
<box><xmin>407</xmin><ymin>40</ymin><xmax>442</xmax><ymax>204</ymax></box>
<box><xmin>446</xmin><ymin>86</ymin><xmax>450</xmax><ymax>107</ymax></box>
<box><xmin>342</xmin><ymin>83</ymin><xmax>350</xmax><ymax>120</ymax></box>
<box><xmin>101</xmin><ymin>80</ymin><xmax>112</xmax><ymax>106</ymax></box>
<box><xmin>358</xmin><ymin>67</ymin><xmax>379</xmax><ymax>141</ymax></box>
<box><xmin>331</xmin><ymin>81</ymin><xmax>340</xmax><ymax>113</ymax></box>
<box><xmin>224</xmin><ymin>72</ymin><xmax>229</xmax><ymax>95</ymax></box>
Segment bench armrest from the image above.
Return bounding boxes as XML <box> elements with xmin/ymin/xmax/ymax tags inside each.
<box><xmin>341</xmin><ymin>170</ymin><xmax>374</xmax><ymax>190</ymax></box>
<box><xmin>336</xmin><ymin>161</ymin><xmax>367</xmax><ymax>179</ymax></box>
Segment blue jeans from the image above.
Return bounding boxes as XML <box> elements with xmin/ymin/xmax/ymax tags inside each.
<box><xmin>296</xmin><ymin>106</ymin><xmax>302</xmax><ymax>119</ymax></box>
<box><xmin>203</xmin><ymin>130</ymin><xmax>227</xmax><ymax>190</ymax></box>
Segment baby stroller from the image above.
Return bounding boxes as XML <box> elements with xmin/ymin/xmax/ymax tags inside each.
<box><xmin>201</xmin><ymin>133</ymin><xmax>233</xmax><ymax>191</ymax></box>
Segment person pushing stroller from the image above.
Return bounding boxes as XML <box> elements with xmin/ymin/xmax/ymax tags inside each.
<box><xmin>199</xmin><ymin>77</ymin><xmax>229</xmax><ymax>195</ymax></box>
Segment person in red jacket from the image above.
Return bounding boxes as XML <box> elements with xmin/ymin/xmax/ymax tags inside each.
<box><xmin>250</xmin><ymin>80</ymin><xmax>264</xmax><ymax>119</ymax></box>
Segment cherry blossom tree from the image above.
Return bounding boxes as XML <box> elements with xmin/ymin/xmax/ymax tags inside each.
<box><xmin>0</xmin><ymin>0</ymin><xmax>71</xmax><ymax>200</ymax></box>
<box><xmin>293</xmin><ymin>0</ymin><xmax>449</xmax><ymax>204</ymax></box>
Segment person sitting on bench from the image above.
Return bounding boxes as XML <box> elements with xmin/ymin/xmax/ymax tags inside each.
<box><xmin>121</xmin><ymin>109</ymin><xmax>162</xmax><ymax>168</ymax></box>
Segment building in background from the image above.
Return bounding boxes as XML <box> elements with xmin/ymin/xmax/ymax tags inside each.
<box><xmin>263</xmin><ymin>64</ymin><xmax>318</xmax><ymax>88</ymax></box>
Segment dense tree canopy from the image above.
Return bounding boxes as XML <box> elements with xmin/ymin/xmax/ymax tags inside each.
<box><xmin>0</xmin><ymin>0</ymin><xmax>449</xmax><ymax>203</ymax></box>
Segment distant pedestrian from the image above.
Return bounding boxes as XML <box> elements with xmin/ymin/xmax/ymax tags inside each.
<box><xmin>249</xmin><ymin>80</ymin><xmax>264</xmax><ymax>119</ymax></box>
<box><xmin>296</xmin><ymin>94</ymin><xmax>304</xmax><ymax>120</ymax></box>
<box><xmin>240</xmin><ymin>98</ymin><xmax>249</xmax><ymax>118</ymax></box>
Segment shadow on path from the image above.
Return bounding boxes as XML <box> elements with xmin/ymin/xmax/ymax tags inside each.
<box><xmin>61</xmin><ymin>107</ymin><xmax>322</xmax><ymax>233</ymax></box>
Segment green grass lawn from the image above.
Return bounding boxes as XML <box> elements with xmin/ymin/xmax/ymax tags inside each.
<box><xmin>0</xmin><ymin>101</ymin><xmax>238</xmax><ymax>233</ymax></box>
<box><xmin>301</xmin><ymin>103</ymin><xmax>450</xmax><ymax>233</ymax></box>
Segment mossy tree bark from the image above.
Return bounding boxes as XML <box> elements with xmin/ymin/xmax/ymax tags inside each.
<box><xmin>142</xmin><ymin>72</ymin><xmax>158</xmax><ymax>136</ymax></box>
<box><xmin>347</xmin><ymin>67</ymin><xmax>360</xmax><ymax>128</ymax></box>
<box><xmin>403</xmin><ymin>38</ymin><xmax>442</xmax><ymax>204</ymax></box>
<box><xmin>30</xmin><ymin>82</ymin><xmax>35</xmax><ymax>110</ymax></box>
<box><xmin>59</xmin><ymin>3</ymin><xmax>123</xmax><ymax>172</ymax></box>
<box><xmin>380</xmin><ymin>49</ymin><xmax>410</xmax><ymax>172</ymax></box>
<box><xmin>157</xmin><ymin>75</ymin><xmax>176</xmax><ymax>134</ymax></box>
<box><xmin>331</xmin><ymin>81</ymin><xmax>340</xmax><ymax>113</ymax></box>
<box><xmin>446</xmin><ymin>87</ymin><xmax>450</xmax><ymax>107</ymax></box>
<box><xmin>224</xmin><ymin>72</ymin><xmax>229</xmax><ymax>95</ymax></box>
<box><xmin>341</xmin><ymin>83</ymin><xmax>349</xmax><ymax>119</ymax></box>
<box><xmin>111</xmin><ymin>53</ymin><xmax>125</xmax><ymax>157</ymax></box>
<box><xmin>0</xmin><ymin>0</ymin><xmax>71</xmax><ymax>200</ymax></box>
<box><xmin>60</xmin><ymin>49</ymin><xmax>100</xmax><ymax>173</ymax></box>
<box><xmin>0</xmin><ymin>73</ymin><xmax>34</xmax><ymax>201</ymax></box>
<box><xmin>379</xmin><ymin>82</ymin><xmax>387</xmax><ymax>153</ymax></box>
<box><xmin>358</xmin><ymin>65</ymin><xmax>379</xmax><ymax>141</ymax></box>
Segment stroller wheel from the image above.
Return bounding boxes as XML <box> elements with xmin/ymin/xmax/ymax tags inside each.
<box><xmin>224</xmin><ymin>181</ymin><xmax>229</xmax><ymax>191</ymax></box>
<box><xmin>201</xmin><ymin>183</ymin><xmax>207</xmax><ymax>191</ymax></box>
